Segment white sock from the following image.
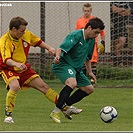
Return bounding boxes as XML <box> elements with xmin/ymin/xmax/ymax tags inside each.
<box><xmin>53</xmin><ymin>106</ymin><xmax>61</xmax><ymax>112</ymax></box>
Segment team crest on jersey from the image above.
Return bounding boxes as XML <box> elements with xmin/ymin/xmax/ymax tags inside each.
<box><xmin>68</xmin><ymin>69</ymin><xmax>73</xmax><ymax>75</ymax></box>
<box><xmin>23</xmin><ymin>42</ymin><xmax>28</xmax><ymax>47</ymax></box>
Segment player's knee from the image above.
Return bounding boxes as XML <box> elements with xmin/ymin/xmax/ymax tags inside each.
<box><xmin>82</xmin><ymin>85</ymin><xmax>94</xmax><ymax>95</ymax></box>
<box><xmin>9</xmin><ymin>81</ymin><xmax>20</xmax><ymax>92</ymax></box>
<box><xmin>66</xmin><ymin>82</ymin><xmax>77</xmax><ymax>89</ymax></box>
<box><xmin>65</xmin><ymin>78</ymin><xmax>77</xmax><ymax>89</ymax></box>
<box><xmin>87</xmin><ymin>86</ymin><xmax>94</xmax><ymax>94</ymax></box>
<box><xmin>37</xmin><ymin>83</ymin><xmax>50</xmax><ymax>94</ymax></box>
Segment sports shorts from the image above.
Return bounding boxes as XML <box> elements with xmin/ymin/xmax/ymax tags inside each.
<box><xmin>0</xmin><ymin>68</ymin><xmax>39</xmax><ymax>90</ymax></box>
<box><xmin>52</xmin><ymin>62</ymin><xmax>91</xmax><ymax>87</ymax></box>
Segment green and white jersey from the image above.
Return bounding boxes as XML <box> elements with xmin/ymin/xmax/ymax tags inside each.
<box><xmin>59</xmin><ymin>29</ymin><xmax>95</xmax><ymax>72</ymax></box>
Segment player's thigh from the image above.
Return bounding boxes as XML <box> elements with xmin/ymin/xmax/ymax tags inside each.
<box><xmin>8</xmin><ymin>78</ymin><xmax>20</xmax><ymax>92</ymax></box>
<box><xmin>1</xmin><ymin>69</ymin><xmax>20</xmax><ymax>90</ymax></box>
<box><xmin>76</xmin><ymin>72</ymin><xmax>91</xmax><ymax>87</ymax></box>
<box><xmin>27</xmin><ymin>77</ymin><xmax>49</xmax><ymax>93</ymax></box>
<box><xmin>52</xmin><ymin>63</ymin><xmax>76</xmax><ymax>84</ymax></box>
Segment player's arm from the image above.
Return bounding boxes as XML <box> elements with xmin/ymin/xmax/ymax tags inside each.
<box><xmin>85</xmin><ymin>59</ymin><xmax>96</xmax><ymax>83</ymax></box>
<box><xmin>119</xmin><ymin>8</ymin><xmax>131</xmax><ymax>16</ymax></box>
<box><xmin>54</xmin><ymin>48</ymin><xmax>62</xmax><ymax>64</ymax></box>
<box><xmin>112</xmin><ymin>4</ymin><xmax>130</xmax><ymax>16</ymax></box>
<box><xmin>0</xmin><ymin>41</ymin><xmax>27</xmax><ymax>70</ymax></box>
<box><xmin>39</xmin><ymin>41</ymin><xmax>56</xmax><ymax>56</ymax></box>
<box><xmin>6</xmin><ymin>59</ymin><xmax>28</xmax><ymax>70</ymax></box>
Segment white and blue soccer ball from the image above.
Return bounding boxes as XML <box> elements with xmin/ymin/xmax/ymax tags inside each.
<box><xmin>100</xmin><ymin>106</ymin><xmax>118</xmax><ymax>123</ymax></box>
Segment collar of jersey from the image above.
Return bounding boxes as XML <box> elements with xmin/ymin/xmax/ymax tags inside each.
<box><xmin>82</xmin><ymin>29</ymin><xmax>85</xmax><ymax>40</ymax></box>
<box><xmin>8</xmin><ymin>30</ymin><xmax>19</xmax><ymax>42</ymax></box>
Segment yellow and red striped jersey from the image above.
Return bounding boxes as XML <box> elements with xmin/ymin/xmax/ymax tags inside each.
<box><xmin>0</xmin><ymin>30</ymin><xmax>42</xmax><ymax>72</ymax></box>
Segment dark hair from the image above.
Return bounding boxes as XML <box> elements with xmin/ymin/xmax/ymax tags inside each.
<box><xmin>9</xmin><ymin>16</ymin><xmax>28</xmax><ymax>30</ymax></box>
<box><xmin>84</xmin><ymin>17</ymin><xmax>105</xmax><ymax>30</ymax></box>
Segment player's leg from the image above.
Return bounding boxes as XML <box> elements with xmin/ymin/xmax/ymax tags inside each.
<box><xmin>27</xmin><ymin>76</ymin><xmax>59</xmax><ymax>104</ymax></box>
<box><xmin>1</xmin><ymin>70</ymin><xmax>20</xmax><ymax>123</ymax></box>
<box><xmin>64</xmin><ymin>73</ymin><xmax>94</xmax><ymax>118</ymax></box>
<box><xmin>66</xmin><ymin>72</ymin><xmax>93</xmax><ymax>106</ymax></box>
<box><xmin>50</xmin><ymin>63</ymin><xmax>82</xmax><ymax>123</ymax></box>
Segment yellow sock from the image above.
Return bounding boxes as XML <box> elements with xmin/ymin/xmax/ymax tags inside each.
<box><xmin>6</xmin><ymin>89</ymin><xmax>17</xmax><ymax>114</ymax></box>
<box><xmin>45</xmin><ymin>88</ymin><xmax>59</xmax><ymax>104</ymax></box>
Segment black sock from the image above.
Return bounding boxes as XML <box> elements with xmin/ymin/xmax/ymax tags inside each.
<box><xmin>56</xmin><ymin>85</ymin><xmax>73</xmax><ymax>109</ymax></box>
<box><xmin>66</xmin><ymin>89</ymin><xmax>88</xmax><ymax>106</ymax></box>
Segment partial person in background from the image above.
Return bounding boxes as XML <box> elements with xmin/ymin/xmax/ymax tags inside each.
<box><xmin>75</xmin><ymin>3</ymin><xmax>105</xmax><ymax>86</ymax></box>
<box><xmin>110</xmin><ymin>2</ymin><xmax>131</xmax><ymax>66</ymax></box>
<box><xmin>129</xmin><ymin>2</ymin><xmax>133</xmax><ymax>23</ymax></box>
<box><xmin>0</xmin><ymin>16</ymin><xmax>80</xmax><ymax>123</ymax></box>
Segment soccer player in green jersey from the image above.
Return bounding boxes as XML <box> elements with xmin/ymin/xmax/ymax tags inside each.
<box><xmin>50</xmin><ymin>17</ymin><xmax>105</xmax><ymax>123</ymax></box>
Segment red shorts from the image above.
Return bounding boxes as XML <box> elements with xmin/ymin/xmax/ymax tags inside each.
<box><xmin>1</xmin><ymin>68</ymin><xmax>39</xmax><ymax>90</ymax></box>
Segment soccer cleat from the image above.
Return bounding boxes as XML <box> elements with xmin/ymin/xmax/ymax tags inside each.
<box><xmin>50</xmin><ymin>111</ymin><xmax>61</xmax><ymax>124</ymax></box>
<box><xmin>4</xmin><ymin>116</ymin><xmax>14</xmax><ymax>123</ymax></box>
<box><xmin>62</xmin><ymin>106</ymin><xmax>83</xmax><ymax>120</ymax></box>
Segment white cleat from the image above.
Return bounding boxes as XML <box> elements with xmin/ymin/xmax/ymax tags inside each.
<box><xmin>4</xmin><ymin>117</ymin><xmax>14</xmax><ymax>123</ymax></box>
<box><xmin>63</xmin><ymin>106</ymin><xmax>83</xmax><ymax>120</ymax></box>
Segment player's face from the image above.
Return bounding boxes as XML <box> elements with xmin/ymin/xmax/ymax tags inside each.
<box><xmin>11</xmin><ymin>25</ymin><xmax>26</xmax><ymax>39</ymax></box>
<box><xmin>85</xmin><ymin>26</ymin><xmax>101</xmax><ymax>39</ymax></box>
<box><xmin>83</xmin><ymin>7</ymin><xmax>92</xmax><ymax>18</ymax></box>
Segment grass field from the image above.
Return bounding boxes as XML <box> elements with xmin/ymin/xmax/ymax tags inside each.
<box><xmin>0</xmin><ymin>79</ymin><xmax>133</xmax><ymax>132</ymax></box>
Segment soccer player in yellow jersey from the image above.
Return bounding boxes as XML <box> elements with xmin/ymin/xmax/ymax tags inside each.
<box><xmin>0</xmin><ymin>16</ymin><xmax>81</xmax><ymax>123</ymax></box>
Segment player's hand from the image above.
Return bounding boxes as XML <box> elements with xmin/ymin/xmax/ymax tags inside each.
<box><xmin>89</xmin><ymin>72</ymin><xmax>96</xmax><ymax>84</ymax></box>
<box><xmin>98</xmin><ymin>40</ymin><xmax>105</xmax><ymax>54</ymax></box>
<box><xmin>16</xmin><ymin>63</ymin><xmax>28</xmax><ymax>70</ymax></box>
<box><xmin>54</xmin><ymin>56</ymin><xmax>60</xmax><ymax>64</ymax></box>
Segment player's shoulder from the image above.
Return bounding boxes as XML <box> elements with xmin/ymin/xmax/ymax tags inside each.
<box><xmin>0</xmin><ymin>32</ymin><xmax>10</xmax><ymax>42</ymax></box>
<box><xmin>76</xmin><ymin>16</ymin><xmax>84</xmax><ymax>22</ymax></box>
<box><xmin>69</xmin><ymin>29</ymin><xmax>83</xmax><ymax>40</ymax></box>
<box><xmin>24</xmin><ymin>30</ymin><xmax>32</xmax><ymax>34</ymax></box>
<box><xmin>23</xmin><ymin>30</ymin><xmax>35</xmax><ymax>38</ymax></box>
<box><xmin>71</xmin><ymin>29</ymin><xmax>82</xmax><ymax>36</ymax></box>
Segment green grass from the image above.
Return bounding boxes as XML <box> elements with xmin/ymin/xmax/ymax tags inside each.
<box><xmin>0</xmin><ymin>79</ymin><xmax>133</xmax><ymax>131</ymax></box>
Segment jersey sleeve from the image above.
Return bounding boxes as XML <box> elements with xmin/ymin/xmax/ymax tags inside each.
<box><xmin>0</xmin><ymin>40</ymin><xmax>13</xmax><ymax>63</ymax></box>
<box><xmin>23</xmin><ymin>30</ymin><xmax>42</xmax><ymax>47</ymax></box>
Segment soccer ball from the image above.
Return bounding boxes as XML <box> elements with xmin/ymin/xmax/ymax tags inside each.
<box><xmin>100</xmin><ymin>106</ymin><xmax>118</xmax><ymax>123</ymax></box>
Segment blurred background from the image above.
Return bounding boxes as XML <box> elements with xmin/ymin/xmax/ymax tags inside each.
<box><xmin>0</xmin><ymin>1</ymin><xmax>133</xmax><ymax>87</ymax></box>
